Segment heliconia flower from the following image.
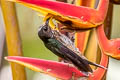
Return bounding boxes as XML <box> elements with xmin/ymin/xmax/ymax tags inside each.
<box><xmin>96</xmin><ymin>24</ymin><xmax>120</xmax><ymax>59</ymax></box>
<box><xmin>6</xmin><ymin>0</ymin><xmax>109</xmax><ymax>79</ymax></box>
<box><xmin>8</xmin><ymin>0</ymin><xmax>109</xmax><ymax>29</ymax></box>
<box><xmin>5</xmin><ymin>56</ymin><xmax>88</xmax><ymax>80</ymax></box>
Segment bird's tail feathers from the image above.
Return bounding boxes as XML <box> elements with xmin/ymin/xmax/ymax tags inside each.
<box><xmin>87</xmin><ymin>60</ymin><xmax>107</xmax><ymax>70</ymax></box>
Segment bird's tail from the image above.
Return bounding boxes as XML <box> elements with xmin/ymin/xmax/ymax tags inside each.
<box><xmin>86</xmin><ymin>60</ymin><xmax>107</xmax><ymax>70</ymax></box>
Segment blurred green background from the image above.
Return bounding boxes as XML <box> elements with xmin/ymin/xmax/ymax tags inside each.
<box><xmin>16</xmin><ymin>4</ymin><xmax>58</xmax><ymax>61</ymax></box>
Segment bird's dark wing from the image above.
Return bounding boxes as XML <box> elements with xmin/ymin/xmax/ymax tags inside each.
<box><xmin>53</xmin><ymin>30</ymin><xmax>106</xmax><ymax>69</ymax></box>
<box><xmin>58</xmin><ymin>42</ymin><xmax>93</xmax><ymax>73</ymax></box>
<box><xmin>53</xmin><ymin>30</ymin><xmax>81</xmax><ymax>56</ymax></box>
<box><xmin>44</xmin><ymin>38</ymin><xmax>92</xmax><ymax>72</ymax></box>
<box><xmin>59</xmin><ymin>41</ymin><xmax>107</xmax><ymax>70</ymax></box>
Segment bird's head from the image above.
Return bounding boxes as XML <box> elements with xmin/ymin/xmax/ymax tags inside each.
<box><xmin>38</xmin><ymin>18</ymin><xmax>53</xmax><ymax>41</ymax></box>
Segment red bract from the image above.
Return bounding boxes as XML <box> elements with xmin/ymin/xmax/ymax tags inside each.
<box><xmin>5</xmin><ymin>51</ymin><xmax>108</xmax><ymax>80</ymax></box>
<box><xmin>5</xmin><ymin>56</ymin><xmax>88</xmax><ymax>80</ymax></box>
<box><xmin>8</xmin><ymin>0</ymin><xmax>109</xmax><ymax>29</ymax></box>
<box><xmin>97</xmin><ymin>24</ymin><xmax>120</xmax><ymax>59</ymax></box>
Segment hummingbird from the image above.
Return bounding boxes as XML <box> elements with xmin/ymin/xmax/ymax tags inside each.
<box><xmin>38</xmin><ymin>18</ymin><xmax>106</xmax><ymax>74</ymax></box>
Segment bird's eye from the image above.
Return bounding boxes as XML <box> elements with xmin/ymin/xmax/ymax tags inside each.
<box><xmin>43</xmin><ymin>26</ymin><xmax>48</xmax><ymax>31</ymax></box>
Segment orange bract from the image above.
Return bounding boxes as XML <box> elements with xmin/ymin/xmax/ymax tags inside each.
<box><xmin>8</xmin><ymin>0</ymin><xmax>109</xmax><ymax>29</ymax></box>
<box><xmin>97</xmin><ymin>25</ymin><xmax>120</xmax><ymax>59</ymax></box>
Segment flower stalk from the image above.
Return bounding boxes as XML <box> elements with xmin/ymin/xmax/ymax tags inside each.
<box><xmin>0</xmin><ymin>0</ymin><xmax>26</xmax><ymax>80</ymax></box>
